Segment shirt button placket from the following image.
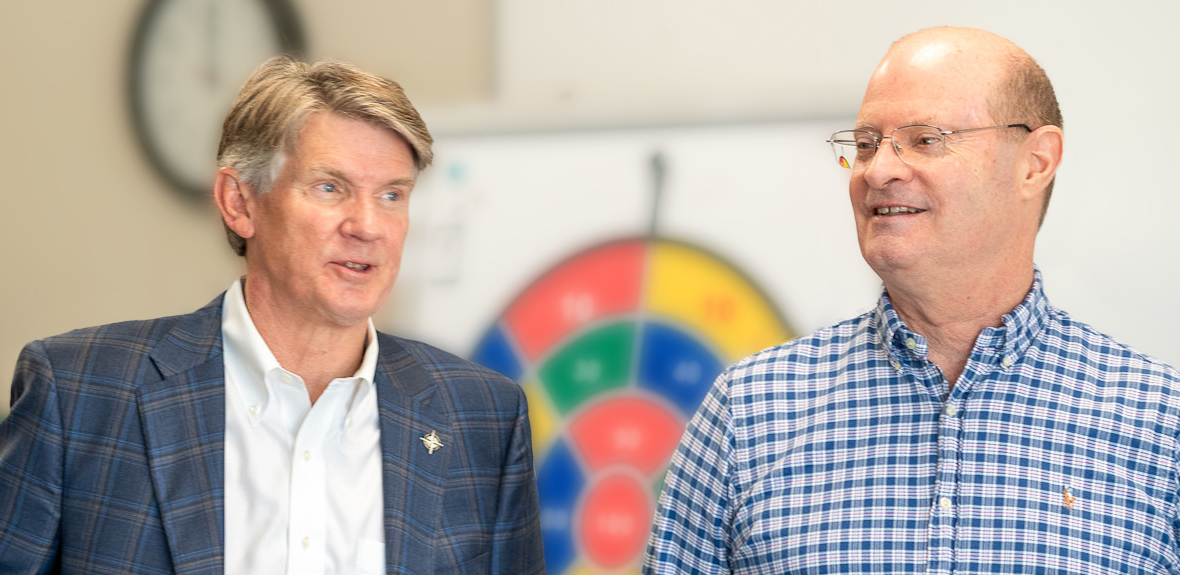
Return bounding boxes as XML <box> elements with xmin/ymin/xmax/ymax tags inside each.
<box><xmin>289</xmin><ymin>410</ymin><xmax>328</xmax><ymax>575</ymax></box>
<box><xmin>929</xmin><ymin>397</ymin><xmax>964</xmax><ymax>574</ymax></box>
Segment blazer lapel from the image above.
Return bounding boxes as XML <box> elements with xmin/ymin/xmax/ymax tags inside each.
<box><xmin>374</xmin><ymin>335</ymin><xmax>452</xmax><ymax>575</ymax></box>
<box><xmin>138</xmin><ymin>296</ymin><xmax>227</xmax><ymax>575</ymax></box>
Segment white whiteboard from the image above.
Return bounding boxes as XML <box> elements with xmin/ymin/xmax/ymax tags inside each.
<box><xmin>387</xmin><ymin>120</ymin><xmax>1180</xmax><ymax>369</ymax></box>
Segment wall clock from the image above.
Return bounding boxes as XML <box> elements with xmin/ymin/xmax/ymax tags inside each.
<box><xmin>128</xmin><ymin>0</ymin><xmax>305</xmax><ymax>201</ymax></box>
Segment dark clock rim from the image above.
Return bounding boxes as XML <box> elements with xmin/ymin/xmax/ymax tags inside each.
<box><xmin>127</xmin><ymin>0</ymin><xmax>307</xmax><ymax>204</ymax></box>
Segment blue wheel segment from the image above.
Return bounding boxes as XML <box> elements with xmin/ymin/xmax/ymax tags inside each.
<box><xmin>472</xmin><ymin>323</ymin><xmax>524</xmax><ymax>382</ymax></box>
<box><xmin>537</xmin><ymin>438</ymin><xmax>582</xmax><ymax>575</ymax></box>
<box><xmin>637</xmin><ymin>322</ymin><xmax>724</xmax><ymax>418</ymax></box>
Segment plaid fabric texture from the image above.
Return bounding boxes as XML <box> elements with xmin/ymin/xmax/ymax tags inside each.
<box><xmin>644</xmin><ymin>270</ymin><xmax>1180</xmax><ymax>574</ymax></box>
<box><xmin>0</xmin><ymin>295</ymin><xmax>543</xmax><ymax>575</ymax></box>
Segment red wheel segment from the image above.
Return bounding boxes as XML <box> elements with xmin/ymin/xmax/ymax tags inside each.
<box><xmin>568</xmin><ymin>395</ymin><xmax>683</xmax><ymax>476</ymax></box>
<box><xmin>580</xmin><ymin>472</ymin><xmax>651</xmax><ymax>570</ymax></box>
<box><xmin>505</xmin><ymin>241</ymin><xmax>645</xmax><ymax>361</ymax></box>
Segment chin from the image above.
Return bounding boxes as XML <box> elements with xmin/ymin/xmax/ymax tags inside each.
<box><xmin>318</xmin><ymin>297</ymin><xmax>381</xmax><ymax>327</ymax></box>
<box><xmin>324</xmin><ymin>308</ymin><xmax>377</xmax><ymax>328</ymax></box>
<box><xmin>861</xmin><ymin>243</ymin><xmax>921</xmax><ymax>277</ymax></box>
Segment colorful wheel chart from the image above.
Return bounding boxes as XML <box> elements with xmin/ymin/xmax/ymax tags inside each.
<box><xmin>472</xmin><ymin>238</ymin><xmax>793</xmax><ymax>575</ymax></box>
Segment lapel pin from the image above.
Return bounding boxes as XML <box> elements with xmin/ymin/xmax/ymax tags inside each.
<box><xmin>1062</xmin><ymin>486</ymin><xmax>1076</xmax><ymax>510</ymax></box>
<box><xmin>420</xmin><ymin>430</ymin><xmax>444</xmax><ymax>454</ymax></box>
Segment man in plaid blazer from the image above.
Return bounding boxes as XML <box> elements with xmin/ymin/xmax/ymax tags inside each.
<box><xmin>0</xmin><ymin>57</ymin><xmax>543</xmax><ymax>574</ymax></box>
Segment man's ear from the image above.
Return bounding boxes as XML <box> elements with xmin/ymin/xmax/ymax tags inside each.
<box><xmin>1019</xmin><ymin>125</ymin><xmax>1064</xmax><ymax>201</ymax></box>
<box><xmin>214</xmin><ymin>167</ymin><xmax>256</xmax><ymax>240</ymax></box>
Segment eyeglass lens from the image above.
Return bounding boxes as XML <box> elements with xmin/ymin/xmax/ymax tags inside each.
<box><xmin>829</xmin><ymin>126</ymin><xmax>948</xmax><ymax>169</ymax></box>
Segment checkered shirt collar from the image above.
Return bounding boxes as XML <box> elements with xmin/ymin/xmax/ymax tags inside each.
<box><xmin>874</xmin><ymin>267</ymin><xmax>1050</xmax><ymax>364</ymax></box>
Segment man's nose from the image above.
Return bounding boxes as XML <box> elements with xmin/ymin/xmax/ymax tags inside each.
<box><xmin>860</xmin><ymin>137</ymin><xmax>910</xmax><ymax>189</ymax></box>
<box><xmin>342</xmin><ymin>196</ymin><xmax>383</xmax><ymax>241</ymax></box>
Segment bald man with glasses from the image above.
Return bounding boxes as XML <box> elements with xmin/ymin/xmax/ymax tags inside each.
<box><xmin>645</xmin><ymin>27</ymin><xmax>1180</xmax><ymax>575</ymax></box>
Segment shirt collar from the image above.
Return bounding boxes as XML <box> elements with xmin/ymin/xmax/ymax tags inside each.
<box><xmin>221</xmin><ymin>278</ymin><xmax>379</xmax><ymax>421</ymax></box>
<box><xmin>874</xmin><ymin>267</ymin><xmax>1050</xmax><ymax>366</ymax></box>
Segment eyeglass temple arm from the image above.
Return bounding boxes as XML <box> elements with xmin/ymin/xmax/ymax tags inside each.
<box><xmin>942</xmin><ymin>123</ymin><xmax>1033</xmax><ymax>135</ymax></box>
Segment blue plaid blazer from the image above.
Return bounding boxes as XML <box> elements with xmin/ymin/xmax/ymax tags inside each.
<box><xmin>0</xmin><ymin>295</ymin><xmax>544</xmax><ymax>575</ymax></box>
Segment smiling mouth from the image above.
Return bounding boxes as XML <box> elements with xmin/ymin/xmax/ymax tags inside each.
<box><xmin>875</xmin><ymin>206</ymin><xmax>926</xmax><ymax>216</ymax></box>
<box><xmin>341</xmin><ymin>262</ymin><xmax>371</xmax><ymax>271</ymax></box>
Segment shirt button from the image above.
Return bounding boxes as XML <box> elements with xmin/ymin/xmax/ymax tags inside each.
<box><xmin>939</xmin><ymin>497</ymin><xmax>952</xmax><ymax>510</ymax></box>
<box><xmin>248</xmin><ymin>405</ymin><xmax>260</xmax><ymax>416</ymax></box>
<box><xmin>301</xmin><ymin>536</ymin><xmax>310</xmax><ymax>548</ymax></box>
<box><xmin>890</xmin><ymin>359</ymin><xmax>901</xmax><ymax>372</ymax></box>
<box><xmin>345</xmin><ymin>417</ymin><xmax>353</xmax><ymax>428</ymax></box>
<box><xmin>281</xmin><ymin>373</ymin><xmax>294</xmax><ymax>384</ymax></box>
<box><xmin>302</xmin><ymin>450</ymin><xmax>311</xmax><ymax>461</ymax></box>
<box><xmin>945</xmin><ymin>404</ymin><xmax>959</xmax><ymax>417</ymax></box>
<box><xmin>1001</xmin><ymin>356</ymin><xmax>1015</xmax><ymax>368</ymax></box>
<box><xmin>905</xmin><ymin>337</ymin><xmax>917</xmax><ymax>349</ymax></box>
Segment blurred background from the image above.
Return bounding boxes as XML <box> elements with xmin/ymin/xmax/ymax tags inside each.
<box><xmin>3</xmin><ymin>1</ymin><xmax>1178</xmax><ymax>572</ymax></box>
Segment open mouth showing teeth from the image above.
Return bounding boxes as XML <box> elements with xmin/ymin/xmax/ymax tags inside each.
<box><xmin>876</xmin><ymin>206</ymin><xmax>925</xmax><ymax>216</ymax></box>
<box><xmin>342</xmin><ymin>262</ymin><xmax>371</xmax><ymax>271</ymax></box>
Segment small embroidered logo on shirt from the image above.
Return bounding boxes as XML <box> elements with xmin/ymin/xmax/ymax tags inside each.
<box><xmin>1062</xmin><ymin>486</ymin><xmax>1076</xmax><ymax>510</ymax></box>
<box><xmin>420</xmin><ymin>430</ymin><xmax>444</xmax><ymax>454</ymax></box>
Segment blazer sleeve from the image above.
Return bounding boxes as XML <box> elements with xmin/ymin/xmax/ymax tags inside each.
<box><xmin>0</xmin><ymin>340</ymin><xmax>65</xmax><ymax>574</ymax></box>
<box><xmin>489</xmin><ymin>385</ymin><xmax>545</xmax><ymax>574</ymax></box>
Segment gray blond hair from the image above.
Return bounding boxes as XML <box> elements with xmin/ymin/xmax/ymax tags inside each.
<box><xmin>217</xmin><ymin>55</ymin><xmax>433</xmax><ymax>256</ymax></box>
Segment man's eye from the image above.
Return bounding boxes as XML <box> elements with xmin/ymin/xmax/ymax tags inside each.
<box><xmin>910</xmin><ymin>134</ymin><xmax>943</xmax><ymax>147</ymax></box>
<box><xmin>317</xmin><ymin>183</ymin><xmax>338</xmax><ymax>193</ymax></box>
<box><xmin>383</xmin><ymin>191</ymin><xmax>401</xmax><ymax>202</ymax></box>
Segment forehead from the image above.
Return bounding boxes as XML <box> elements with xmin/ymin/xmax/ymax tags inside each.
<box><xmin>856</xmin><ymin>36</ymin><xmax>1004</xmax><ymax>130</ymax></box>
<box><xmin>291</xmin><ymin>113</ymin><xmax>412</xmax><ymax>163</ymax></box>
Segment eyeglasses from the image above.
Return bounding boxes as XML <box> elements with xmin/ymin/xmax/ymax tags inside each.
<box><xmin>826</xmin><ymin>124</ymin><xmax>1032</xmax><ymax>169</ymax></box>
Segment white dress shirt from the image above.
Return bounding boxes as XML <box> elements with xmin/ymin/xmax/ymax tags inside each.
<box><xmin>222</xmin><ymin>280</ymin><xmax>384</xmax><ymax>575</ymax></box>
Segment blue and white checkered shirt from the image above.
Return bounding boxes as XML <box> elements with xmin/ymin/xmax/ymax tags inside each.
<box><xmin>644</xmin><ymin>270</ymin><xmax>1180</xmax><ymax>574</ymax></box>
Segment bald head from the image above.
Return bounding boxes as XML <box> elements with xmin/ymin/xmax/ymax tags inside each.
<box><xmin>868</xmin><ymin>27</ymin><xmax>1063</xmax><ymax>223</ymax></box>
<box><xmin>889</xmin><ymin>26</ymin><xmax>1023</xmax><ymax>65</ymax></box>
<box><xmin>892</xmin><ymin>29</ymin><xmax>1059</xmax><ymax>132</ymax></box>
<box><xmin>880</xmin><ymin>27</ymin><xmax>1018</xmax><ymax>84</ymax></box>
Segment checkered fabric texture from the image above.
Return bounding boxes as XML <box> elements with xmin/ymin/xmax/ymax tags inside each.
<box><xmin>644</xmin><ymin>270</ymin><xmax>1180</xmax><ymax>574</ymax></box>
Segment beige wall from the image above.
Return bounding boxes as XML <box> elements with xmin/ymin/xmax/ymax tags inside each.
<box><xmin>0</xmin><ymin>0</ymin><xmax>492</xmax><ymax>416</ymax></box>
<box><xmin>1</xmin><ymin>0</ymin><xmax>236</xmax><ymax>416</ymax></box>
<box><xmin>5</xmin><ymin>1</ymin><xmax>1180</xmax><ymax>417</ymax></box>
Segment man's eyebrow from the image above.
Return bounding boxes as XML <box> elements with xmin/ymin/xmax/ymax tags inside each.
<box><xmin>854</xmin><ymin>118</ymin><xmax>941</xmax><ymax>133</ymax></box>
<box><xmin>387</xmin><ymin>176</ymin><xmax>416</xmax><ymax>187</ymax></box>
<box><xmin>309</xmin><ymin>165</ymin><xmax>415</xmax><ymax>188</ymax></box>
<box><xmin>309</xmin><ymin>165</ymin><xmax>350</xmax><ymax>183</ymax></box>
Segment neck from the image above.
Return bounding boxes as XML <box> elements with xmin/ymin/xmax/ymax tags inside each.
<box><xmin>242</xmin><ymin>277</ymin><xmax>368</xmax><ymax>404</ymax></box>
<box><xmin>880</xmin><ymin>261</ymin><xmax>1033</xmax><ymax>386</ymax></box>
